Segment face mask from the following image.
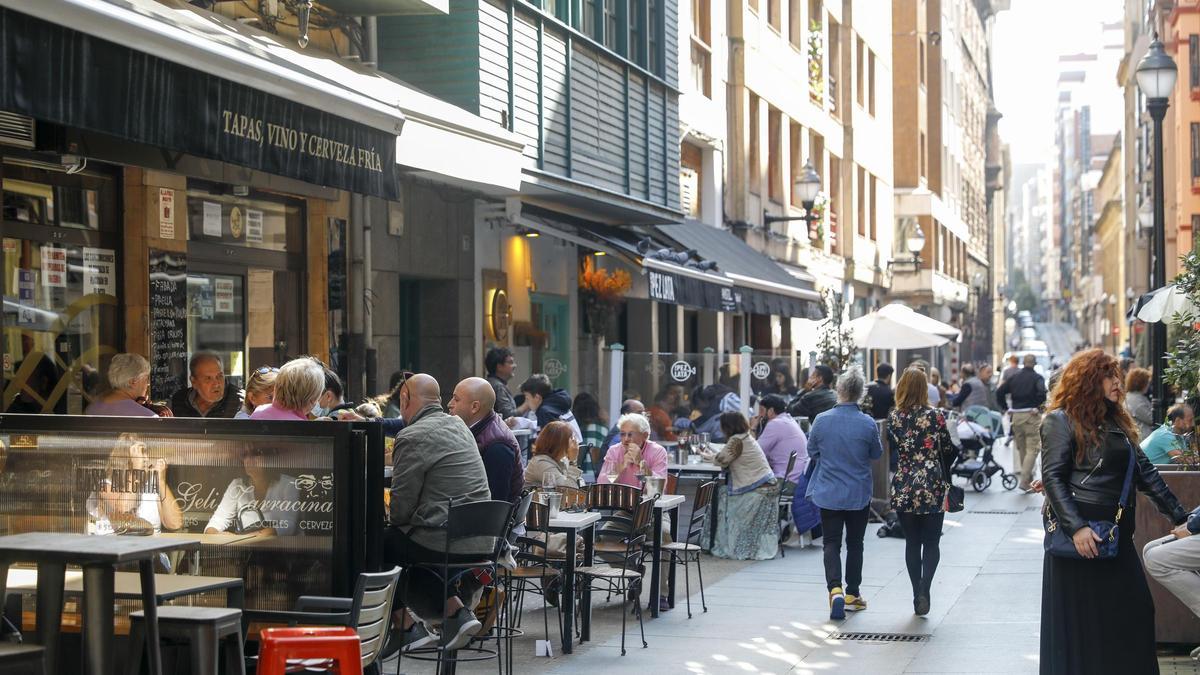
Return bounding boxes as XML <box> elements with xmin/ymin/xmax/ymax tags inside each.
<box><xmin>311</xmin><ymin>403</ymin><xmax>328</xmax><ymax>418</ymax></box>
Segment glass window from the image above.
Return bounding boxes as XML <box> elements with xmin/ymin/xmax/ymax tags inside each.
<box><xmin>629</xmin><ymin>0</ymin><xmax>645</xmax><ymax>65</ymax></box>
<box><xmin>648</xmin><ymin>0</ymin><xmax>661</xmax><ymax>74</ymax></box>
<box><xmin>187</xmin><ymin>273</ymin><xmax>246</xmax><ymax>390</ymax></box>
<box><xmin>2</xmin><ymin>239</ymin><xmax>119</xmax><ymax>413</ymax></box>
<box><xmin>2</xmin><ymin>160</ymin><xmax>112</xmax><ymax>232</ymax></box>
<box><xmin>603</xmin><ymin>0</ymin><xmax>618</xmax><ymax>49</ymax></box>
<box><xmin>186</xmin><ymin>188</ymin><xmax>300</xmax><ymax>253</ymax></box>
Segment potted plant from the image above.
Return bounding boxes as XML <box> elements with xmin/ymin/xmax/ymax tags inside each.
<box><xmin>579</xmin><ymin>256</ymin><xmax>631</xmax><ymax>338</ymax></box>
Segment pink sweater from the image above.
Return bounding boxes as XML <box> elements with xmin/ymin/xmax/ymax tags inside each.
<box><xmin>248</xmin><ymin>403</ymin><xmax>308</xmax><ymax>421</ymax></box>
<box><xmin>597</xmin><ymin>440</ymin><xmax>669</xmax><ymax>487</ymax></box>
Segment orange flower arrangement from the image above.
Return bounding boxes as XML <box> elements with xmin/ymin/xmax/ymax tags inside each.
<box><xmin>579</xmin><ymin>257</ymin><xmax>631</xmax><ymax>304</ymax></box>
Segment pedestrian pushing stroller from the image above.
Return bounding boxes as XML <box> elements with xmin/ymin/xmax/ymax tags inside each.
<box><xmin>947</xmin><ymin>410</ymin><xmax>1019</xmax><ymax>492</ymax></box>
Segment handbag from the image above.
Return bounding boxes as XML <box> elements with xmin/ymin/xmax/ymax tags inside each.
<box><xmin>943</xmin><ymin>485</ymin><xmax>965</xmax><ymax>513</ymax></box>
<box><xmin>1043</xmin><ymin>436</ymin><xmax>1135</xmax><ymax>560</ymax></box>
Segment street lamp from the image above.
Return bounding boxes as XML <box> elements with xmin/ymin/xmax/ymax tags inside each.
<box><xmin>905</xmin><ymin>222</ymin><xmax>927</xmax><ymax>261</ymax></box>
<box><xmin>765</xmin><ymin>161</ymin><xmax>823</xmax><ymax>226</ymax></box>
<box><xmin>1136</xmin><ymin>34</ymin><xmax>1177</xmax><ymax>424</ymax></box>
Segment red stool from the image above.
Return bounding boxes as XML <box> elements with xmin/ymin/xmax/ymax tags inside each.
<box><xmin>258</xmin><ymin>626</ymin><xmax>363</xmax><ymax>675</ymax></box>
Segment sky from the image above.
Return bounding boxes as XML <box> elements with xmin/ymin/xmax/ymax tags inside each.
<box><xmin>992</xmin><ymin>0</ymin><xmax>1124</xmax><ymax>165</ymax></box>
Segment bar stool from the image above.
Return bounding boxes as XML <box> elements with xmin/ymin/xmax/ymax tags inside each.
<box><xmin>257</xmin><ymin>626</ymin><xmax>362</xmax><ymax>675</ymax></box>
<box><xmin>127</xmin><ymin>606</ymin><xmax>245</xmax><ymax>675</ymax></box>
<box><xmin>0</xmin><ymin>643</ymin><xmax>45</xmax><ymax>675</ymax></box>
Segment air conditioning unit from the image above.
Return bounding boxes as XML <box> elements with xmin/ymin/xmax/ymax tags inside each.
<box><xmin>0</xmin><ymin>112</ymin><xmax>35</xmax><ymax>149</ymax></box>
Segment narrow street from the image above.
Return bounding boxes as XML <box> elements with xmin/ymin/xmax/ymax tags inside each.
<box><xmin>1032</xmin><ymin>323</ymin><xmax>1082</xmax><ymax>367</ymax></box>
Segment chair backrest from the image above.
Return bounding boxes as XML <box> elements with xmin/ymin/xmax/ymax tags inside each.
<box><xmin>588</xmin><ymin>483</ymin><xmax>643</xmax><ymax>511</ymax></box>
<box><xmin>588</xmin><ymin>446</ymin><xmax>604</xmax><ymax>478</ymax></box>
<box><xmin>614</xmin><ymin>497</ymin><xmax>656</xmax><ymax>570</ymax></box>
<box><xmin>784</xmin><ymin>451</ymin><xmax>797</xmax><ymax>479</ymax></box>
<box><xmin>506</xmin><ymin>490</ymin><xmax>535</xmax><ymax>545</ymax></box>
<box><xmin>665</xmin><ymin>473</ymin><xmax>679</xmax><ymax>495</ymax></box>
<box><xmin>684</xmin><ymin>481</ymin><xmax>717</xmax><ymax>546</ymax></box>
<box><xmin>445</xmin><ymin>499</ymin><xmax>514</xmax><ymax>560</ymax></box>
<box><xmin>558</xmin><ymin>485</ymin><xmax>589</xmax><ymax>510</ymax></box>
<box><xmin>348</xmin><ymin>566</ymin><xmax>402</xmax><ymax>668</ymax></box>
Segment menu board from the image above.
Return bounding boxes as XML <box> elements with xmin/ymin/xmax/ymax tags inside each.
<box><xmin>149</xmin><ymin>249</ymin><xmax>187</xmax><ymax>402</ymax></box>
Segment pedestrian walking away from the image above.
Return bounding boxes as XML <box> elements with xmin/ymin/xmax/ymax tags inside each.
<box><xmin>887</xmin><ymin>367</ymin><xmax>955</xmax><ymax>617</ymax></box>
<box><xmin>1039</xmin><ymin>349</ymin><xmax>1187</xmax><ymax>675</ymax></box>
<box><xmin>805</xmin><ymin>367</ymin><xmax>883</xmax><ymax>620</ymax></box>
<box><xmin>997</xmin><ymin>354</ymin><xmax>1047</xmax><ymax>490</ymax></box>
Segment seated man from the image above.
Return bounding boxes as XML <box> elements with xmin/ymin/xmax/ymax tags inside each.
<box><xmin>383</xmin><ymin>374</ymin><xmax>493</xmax><ymax>655</ymax></box>
<box><xmin>596</xmin><ymin>412</ymin><xmax>673</xmax><ymax>611</ymax></box>
<box><xmin>170</xmin><ymin>352</ymin><xmax>243</xmax><ymax>418</ymax></box>
<box><xmin>507</xmin><ymin>374</ymin><xmax>582</xmax><ymax>442</ymax></box>
<box><xmin>449</xmin><ymin>377</ymin><xmax>524</xmax><ymax>503</ymax></box>
<box><xmin>1142</xmin><ymin>403</ymin><xmax>1194</xmax><ymax>465</ymax></box>
<box><xmin>1143</xmin><ymin>504</ymin><xmax>1200</xmax><ymax>659</ymax></box>
<box><xmin>601</xmin><ymin>399</ymin><xmax>646</xmax><ymax>451</ymax></box>
<box><xmin>790</xmin><ymin>365</ymin><xmax>837</xmax><ymax>421</ymax></box>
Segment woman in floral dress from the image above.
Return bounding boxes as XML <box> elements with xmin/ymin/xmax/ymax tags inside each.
<box><xmin>888</xmin><ymin>367</ymin><xmax>954</xmax><ymax>616</ymax></box>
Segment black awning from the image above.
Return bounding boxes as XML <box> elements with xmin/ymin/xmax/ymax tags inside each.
<box><xmin>655</xmin><ymin>223</ymin><xmax>823</xmax><ymax>318</ymax></box>
<box><xmin>0</xmin><ymin>6</ymin><xmax>401</xmax><ymax>200</ymax></box>
<box><xmin>645</xmin><ymin>265</ymin><xmax>737</xmax><ymax>312</ymax></box>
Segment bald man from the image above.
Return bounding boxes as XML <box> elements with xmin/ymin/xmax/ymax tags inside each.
<box><xmin>450</xmin><ymin>377</ymin><xmax>523</xmax><ymax>503</ymax></box>
<box><xmin>384</xmin><ymin>373</ymin><xmax>491</xmax><ymax>654</ymax></box>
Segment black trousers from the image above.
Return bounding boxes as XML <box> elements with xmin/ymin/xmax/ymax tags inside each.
<box><xmin>819</xmin><ymin>506</ymin><xmax>870</xmax><ymax>595</ymax></box>
<box><xmin>384</xmin><ymin>527</ymin><xmax>484</xmax><ymax>622</ymax></box>
<box><xmin>896</xmin><ymin>511</ymin><xmax>944</xmax><ymax>597</ymax></box>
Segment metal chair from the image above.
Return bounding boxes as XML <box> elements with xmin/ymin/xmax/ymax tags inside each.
<box><xmin>504</xmin><ymin>500</ymin><xmax>565</xmax><ymax>666</ymax></box>
<box><xmin>244</xmin><ymin>566</ymin><xmax>402</xmax><ymax>675</ymax></box>
<box><xmin>397</xmin><ymin>499</ymin><xmax>513</xmax><ymax>675</ymax></box>
<box><xmin>587</xmin><ymin>483</ymin><xmax>644</xmax><ymax>563</ymax></box>
<box><xmin>576</xmin><ymin>497</ymin><xmax>656</xmax><ymax>655</ymax></box>
<box><xmin>777</xmin><ymin>451</ymin><xmax>799</xmax><ymax>557</ymax></box>
<box><xmin>663</xmin><ymin>480</ymin><xmax>716</xmax><ymax>618</ymax></box>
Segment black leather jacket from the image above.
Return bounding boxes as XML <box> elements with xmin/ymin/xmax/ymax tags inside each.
<box><xmin>1040</xmin><ymin>410</ymin><xmax>1186</xmax><ymax>535</ymax></box>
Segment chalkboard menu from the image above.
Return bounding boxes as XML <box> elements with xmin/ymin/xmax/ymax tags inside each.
<box><xmin>149</xmin><ymin>249</ymin><xmax>187</xmax><ymax>401</ymax></box>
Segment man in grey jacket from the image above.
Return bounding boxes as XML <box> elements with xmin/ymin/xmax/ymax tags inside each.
<box><xmin>384</xmin><ymin>373</ymin><xmax>493</xmax><ymax>655</ymax></box>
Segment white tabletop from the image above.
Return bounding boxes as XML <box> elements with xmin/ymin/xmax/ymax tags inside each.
<box><xmin>667</xmin><ymin>463</ymin><xmax>723</xmax><ymax>473</ymax></box>
<box><xmin>654</xmin><ymin>494</ymin><xmax>685</xmax><ymax>510</ymax></box>
<box><xmin>548</xmin><ymin>511</ymin><xmax>601</xmax><ymax>529</ymax></box>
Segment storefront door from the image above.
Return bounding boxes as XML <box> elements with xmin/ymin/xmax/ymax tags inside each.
<box><xmin>531</xmin><ymin>293</ymin><xmax>570</xmax><ymax>389</ymax></box>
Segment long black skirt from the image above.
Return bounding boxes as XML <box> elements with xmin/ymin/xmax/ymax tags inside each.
<box><xmin>1040</xmin><ymin>502</ymin><xmax>1158</xmax><ymax>675</ymax></box>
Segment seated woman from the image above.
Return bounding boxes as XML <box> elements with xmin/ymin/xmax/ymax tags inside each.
<box><xmin>87</xmin><ymin>433</ymin><xmax>183</xmax><ymax>536</ymax></box>
<box><xmin>235</xmin><ymin>366</ymin><xmax>278</xmax><ymax>419</ymax></box>
<box><xmin>705</xmin><ymin>412</ymin><xmax>780</xmax><ymax>560</ymax></box>
<box><xmin>524</xmin><ymin>420</ymin><xmax>584</xmax><ymax>489</ymax></box>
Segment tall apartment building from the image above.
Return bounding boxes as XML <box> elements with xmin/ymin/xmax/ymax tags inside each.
<box><xmin>891</xmin><ymin>0</ymin><xmax>1005</xmax><ymax>372</ymax></box>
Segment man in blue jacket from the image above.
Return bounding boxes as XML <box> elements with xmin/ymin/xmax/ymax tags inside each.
<box><xmin>805</xmin><ymin>367</ymin><xmax>883</xmax><ymax>621</ymax></box>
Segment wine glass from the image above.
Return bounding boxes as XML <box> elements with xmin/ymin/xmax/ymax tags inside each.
<box><xmin>605</xmin><ymin>469</ymin><xmax>620</xmax><ymax>485</ymax></box>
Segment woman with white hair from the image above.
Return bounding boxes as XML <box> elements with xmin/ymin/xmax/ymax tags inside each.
<box><xmin>597</xmin><ymin>412</ymin><xmax>669</xmax><ymax>486</ymax></box>
<box><xmin>86</xmin><ymin>354</ymin><xmax>166</xmax><ymax>417</ymax></box>
<box><xmin>249</xmin><ymin>357</ymin><xmax>326</xmax><ymax>421</ymax></box>
<box><xmin>804</xmin><ymin>366</ymin><xmax>884</xmax><ymax>621</ymax></box>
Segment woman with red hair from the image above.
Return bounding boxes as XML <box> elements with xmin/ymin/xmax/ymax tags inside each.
<box><xmin>1040</xmin><ymin>349</ymin><xmax>1187</xmax><ymax>674</ymax></box>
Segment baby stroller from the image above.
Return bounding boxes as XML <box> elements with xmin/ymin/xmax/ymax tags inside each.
<box><xmin>947</xmin><ymin>409</ymin><xmax>1019</xmax><ymax>492</ymax></box>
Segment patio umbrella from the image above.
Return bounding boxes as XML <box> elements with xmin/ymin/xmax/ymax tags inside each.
<box><xmin>846</xmin><ymin>311</ymin><xmax>951</xmax><ymax>350</ymax></box>
<box><xmin>876</xmin><ymin>303</ymin><xmax>963</xmax><ymax>341</ymax></box>
<box><xmin>1136</xmin><ymin>284</ymin><xmax>1198</xmax><ymax>323</ymax></box>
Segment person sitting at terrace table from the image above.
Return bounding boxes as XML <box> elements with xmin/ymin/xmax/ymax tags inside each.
<box><xmin>507</xmin><ymin>374</ymin><xmax>583</xmax><ymax>442</ymax></box>
<box><xmin>705</xmin><ymin>412</ymin><xmax>780</xmax><ymax>560</ymax></box>
<box><xmin>597</xmin><ymin>413</ymin><xmax>669</xmax><ymax>486</ymax></box>
<box><xmin>249</xmin><ymin>357</ymin><xmax>326</xmax><ymax>422</ymax></box>
<box><xmin>86</xmin><ymin>353</ymin><xmax>165</xmax><ymax>417</ymax></box>
<box><xmin>1141</xmin><ymin>403</ymin><xmax>1195</xmax><ymax>465</ymax></box>
<box><xmin>170</xmin><ymin>351</ymin><xmax>243</xmax><ymax>418</ymax></box>
<box><xmin>449</xmin><ymin>376</ymin><xmax>524</xmax><ymax>503</ymax></box>
<box><xmin>382</xmin><ymin>373</ymin><xmax>492</xmax><ymax>656</ymax></box>
<box><xmin>235</xmin><ymin>366</ymin><xmax>278</xmax><ymax>419</ymax></box>
<box><xmin>87</xmin><ymin>433</ymin><xmax>183</xmax><ymax>536</ymax></box>
<box><xmin>601</xmin><ymin>399</ymin><xmax>646</xmax><ymax>452</ymax></box>
<box><xmin>525</xmin><ymin>420</ymin><xmax>584</xmax><ymax>490</ymax></box>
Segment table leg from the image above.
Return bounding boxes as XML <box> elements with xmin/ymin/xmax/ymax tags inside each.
<box><xmin>650</xmin><ymin>509</ymin><xmax>663</xmax><ymax>618</ymax></box>
<box><xmin>668</xmin><ymin>508</ymin><xmax>679</xmax><ymax>609</ymax></box>
<box><xmin>34</xmin><ymin>561</ymin><xmax>65</xmax><ymax>675</ymax></box>
<box><xmin>560</xmin><ymin>527</ymin><xmax>576</xmax><ymax>655</ymax></box>
<box><xmin>580</xmin><ymin>524</ymin><xmax>594</xmax><ymax>644</ymax></box>
<box><xmin>138</xmin><ymin>559</ymin><xmax>163</xmax><ymax>675</ymax></box>
<box><xmin>82</xmin><ymin>563</ymin><xmax>115</xmax><ymax>675</ymax></box>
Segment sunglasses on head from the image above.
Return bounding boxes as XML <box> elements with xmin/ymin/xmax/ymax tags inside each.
<box><xmin>255</xmin><ymin>366</ymin><xmax>279</xmax><ymax>375</ymax></box>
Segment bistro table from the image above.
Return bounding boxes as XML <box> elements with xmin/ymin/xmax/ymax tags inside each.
<box><xmin>0</xmin><ymin>532</ymin><xmax>198</xmax><ymax>675</ymax></box>
<box><xmin>649</xmin><ymin>494</ymin><xmax>684</xmax><ymax>617</ymax></box>
<box><xmin>546</xmin><ymin>510</ymin><xmax>599</xmax><ymax>654</ymax></box>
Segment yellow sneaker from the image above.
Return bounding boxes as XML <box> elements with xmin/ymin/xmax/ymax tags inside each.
<box><xmin>844</xmin><ymin>594</ymin><xmax>867</xmax><ymax>612</ymax></box>
<box><xmin>829</xmin><ymin>587</ymin><xmax>846</xmax><ymax>620</ymax></box>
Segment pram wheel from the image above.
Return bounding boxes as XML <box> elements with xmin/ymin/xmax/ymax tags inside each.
<box><xmin>1001</xmin><ymin>474</ymin><xmax>1019</xmax><ymax>491</ymax></box>
<box><xmin>971</xmin><ymin>471</ymin><xmax>990</xmax><ymax>492</ymax></box>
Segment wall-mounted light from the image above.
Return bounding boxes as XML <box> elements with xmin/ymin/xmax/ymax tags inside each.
<box><xmin>525</xmin><ymin>231</ymin><xmax>540</xmax><ymax>238</ymax></box>
<box><xmin>594</xmin><ymin>251</ymin><xmax>606</xmax><ymax>256</ymax></box>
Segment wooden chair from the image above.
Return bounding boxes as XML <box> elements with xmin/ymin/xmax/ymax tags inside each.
<box><xmin>663</xmin><ymin>480</ymin><xmax>716</xmax><ymax>618</ymax></box>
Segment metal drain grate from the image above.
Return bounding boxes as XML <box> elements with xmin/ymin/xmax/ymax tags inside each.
<box><xmin>1158</xmin><ymin>656</ymin><xmax>1200</xmax><ymax>674</ymax></box>
<box><xmin>968</xmin><ymin>510</ymin><xmax>1021</xmax><ymax>515</ymax></box>
<box><xmin>826</xmin><ymin>632</ymin><xmax>930</xmax><ymax>643</ymax></box>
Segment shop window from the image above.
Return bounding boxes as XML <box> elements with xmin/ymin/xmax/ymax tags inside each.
<box><xmin>186</xmin><ymin>187</ymin><xmax>300</xmax><ymax>253</ymax></box>
<box><xmin>1</xmin><ymin>158</ymin><xmax>120</xmax><ymax>414</ymax></box>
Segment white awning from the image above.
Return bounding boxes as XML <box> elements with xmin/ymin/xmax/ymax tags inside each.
<box><xmin>6</xmin><ymin>0</ymin><xmax>524</xmax><ymax>192</ymax></box>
